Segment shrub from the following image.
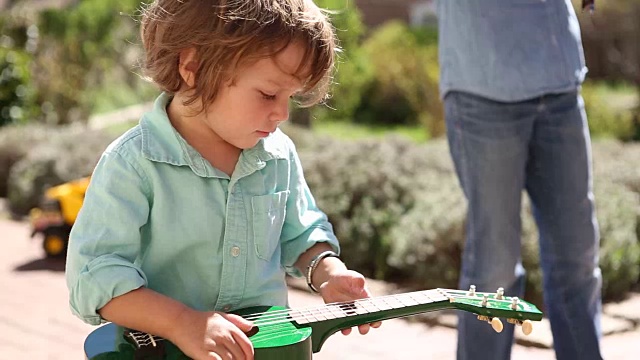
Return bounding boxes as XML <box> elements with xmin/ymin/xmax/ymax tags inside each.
<box><xmin>300</xmin><ymin>135</ymin><xmax>432</xmax><ymax>278</ymax></box>
<box><xmin>297</xmin><ymin>134</ymin><xmax>640</xmax><ymax>306</ymax></box>
<box><xmin>3</xmin><ymin>121</ymin><xmax>638</xmax><ymax>304</ymax></box>
<box><xmin>386</xmin><ymin>170</ymin><xmax>466</xmax><ymax>289</ymax></box>
<box><xmin>356</xmin><ymin>21</ymin><xmax>443</xmax><ymax>136</ymax></box>
<box><xmin>593</xmin><ymin>139</ymin><xmax>640</xmax><ymax>194</ymax></box>
<box><xmin>0</xmin><ymin>47</ymin><xmax>38</xmax><ymax>126</ymax></box>
<box><xmin>6</xmin><ymin>125</ymin><xmax>113</xmax><ymax>216</ymax></box>
<box><xmin>582</xmin><ymin>81</ymin><xmax>636</xmax><ymax>141</ymax></box>
<box><xmin>0</xmin><ymin>124</ymin><xmax>58</xmax><ymax>197</ymax></box>
<box><xmin>308</xmin><ymin>0</ymin><xmax>372</xmax><ymax>124</ymax></box>
<box><xmin>0</xmin><ymin>7</ymin><xmax>40</xmax><ymax>127</ymax></box>
<box><xmin>593</xmin><ymin>180</ymin><xmax>640</xmax><ymax>299</ymax></box>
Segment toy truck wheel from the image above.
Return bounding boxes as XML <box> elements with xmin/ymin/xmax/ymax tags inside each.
<box><xmin>42</xmin><ymin>228</ymin><xmax>69</xmax><ymax>258</ymax></box>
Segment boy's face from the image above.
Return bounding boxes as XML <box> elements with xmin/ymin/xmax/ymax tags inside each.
<box><xmin>203</xmin><ymin>42</ymin><xmax>308</xmax><ymax>150</ymax></box>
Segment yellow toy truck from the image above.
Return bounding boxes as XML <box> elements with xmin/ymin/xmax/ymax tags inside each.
<box><xmin>29</xmin><ymin>177</ymin><xmax>90</xmax><ymax>258</ymax></box>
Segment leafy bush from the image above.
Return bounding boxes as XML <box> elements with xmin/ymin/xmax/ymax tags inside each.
<box><xmin>300</xmin><ymin>135</ymin><xmax>432</xmax><ymax>278</ymax></box>
<box><xmin>386</xmin><ymin>170</ymin><xmax>466</xmax><ymax>289</ymax></box>
<box><xmin>309</xmin><ymin>0</ymin><xmax>372</xmax><ymax>124</ymax></box>
<box><xmin>0</xmin><ymin>124</ymin><xmax>57</xmax><ymax>197</ymax></box>
<box><xmin>0</xmin><ymin>47</ymin><xmax>38</xmax><ymax>126</ymax></box>
<box><xmin>296</xmin><ymin>133</ymin><xmax>640</xmax><ymax>304</ymax></box>
<box><xmin>0</xmin><ymin>5</ymin><xmax>40</xmax><ymax>127</ymax></box>
<box><xmin>5</xmin><ymin>124</ymin><xmax>113</xmax><ymax>216</ymax></box>
<box><xmin>593</xmin><ymin>180</ymin><xmax>640</xmax><ymax>299</ymax></box>
<box><xmin>2</xmin><ymin>121</ymin><xmax>638</xmax><ymax>304</ymax></box>
<box><xmin>34</xmin><ymin>0</ymin><xmax>144</xmax><ymax>124</ymax></box>
<box><xmin>356</xmin><ymin>21</ymin><xmax>443</xmax><ymax>136</ymax></box>
<box><xmin>592</xmin><ymin>139</ymin><xmax>640</xmax><ymax>194</ymax></box>
<box><xmin>582</xmin><ymin>81</ymin><xmax>637</xmax><ymax>141</ymax></box>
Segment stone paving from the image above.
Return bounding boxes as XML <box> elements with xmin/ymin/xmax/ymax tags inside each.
<box><xmin>1</xmin><ymin>216</ymin><xmax>638</xmax><ymax>359</ymax></box>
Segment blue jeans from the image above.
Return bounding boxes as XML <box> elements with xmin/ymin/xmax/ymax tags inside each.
<box><xmin>445</xmin><ymin>91</ymin><xmax>602</xmax><ymax>360</ymax></box>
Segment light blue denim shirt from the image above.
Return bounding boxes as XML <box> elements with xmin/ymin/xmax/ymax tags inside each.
<box><xmin>437</xmin><ymin>0</ymin><xmax>588</xmax><ymax>101</ymax></box>
<box><xmin>66</xmin><ymin>93</ymin><xmax>339</xmax><ymax>325</ymax></box>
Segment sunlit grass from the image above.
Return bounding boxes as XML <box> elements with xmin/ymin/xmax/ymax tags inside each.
<box><xmin>311</xmin><ymin>121</ymin><xmax>429</xmax><ymax>143</ymax></box>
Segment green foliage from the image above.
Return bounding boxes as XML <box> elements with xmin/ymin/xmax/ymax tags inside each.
<box><xmin>386</xmin><ymin>170</ymin><xmax>466</xmax><ymax>289</ymax></box>
<box><xmin>0</xmin><ymin>124</ymin><xmax>54</xmax><ymax>197</ymax></box>
<box><xmin>0</xmin><ymin>47</ymin><xmax>37</xmax><ymax>126</ymax></box>
<box><xmin>0</xmin><ymin>7</ymin><xmax>40</xmax><ymax>127</ymax></box>
<box><xmin>577</xmin><ymin>0</ymin><xmax>640</xmax><ymax>140</ymax></box>
<box><xmin>310</xmin><ymin>121</ymin><xmax>428</xmax><ymax>143</ymax></box>
<box><xmin>31</xmin><ymin>0</ymin><xmax>145</xmax><ymax>124</ymax></box>
<box><xmin>593</xmin><ymin>180</ymin><xmax>640</xmax><ymax>299</ymax></box>
<box><xmin>582</xmin><ymin>81</ymin><xmax>637</xmax><ymax>140</ymax></box>
<box><xmin>1</xmin><ymin>122</ymin><xmax>639</xmax><ymax>303</ymax></box>
<box><xmin>356</xmin><ymin>22</ymin><xmax>443</xmax><ymax>136</ymax></box>
<box><xmin>309</xmin><ymin>0</ymin><xmax>372</xmax><ymax>123</ymax></box>
<box><xmin>3</xmin><ymin>124</ymin><xmax>114</xmax><ymax>216</ymax></box>
<box><xmin>300</xmin><ymin>136</ymin><xmax>431</xmax><ymax>278</ymax></box>
<box><xmin>294</xmin><ymin>133</ymin><xmax>640</xmax><ymax>303</ymax></box>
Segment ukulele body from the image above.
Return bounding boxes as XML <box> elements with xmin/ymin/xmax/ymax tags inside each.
<box><xmin>84</xmin><ymin>306</ymin><xmax>313</xmax><ymax>360</ymax></box>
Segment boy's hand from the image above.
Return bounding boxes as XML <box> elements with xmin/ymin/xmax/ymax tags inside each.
<box><xmin>171</xmin><ymin>308</ymin><xmax>255</xmax><ymax>360</ymax></box>
<box><xmin>318</xmin><ymin>269</ymin><xmax>382</xmax><ymax>336</ymax></box>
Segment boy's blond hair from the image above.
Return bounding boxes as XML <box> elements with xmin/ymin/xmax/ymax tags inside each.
<box><xmin>140</xmin><ymin>0</ymin><xmax>337</xmax><ymax>109</ymax></box>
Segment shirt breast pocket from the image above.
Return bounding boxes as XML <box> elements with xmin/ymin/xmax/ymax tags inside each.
<box><xmin>251</xmin><ymin>190</ymin><xmax>289</xmax><ymax>261</ymax></box>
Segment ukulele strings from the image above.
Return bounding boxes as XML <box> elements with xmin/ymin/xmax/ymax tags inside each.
<box><xmin>242</xmin><ymin>289</ymin><xmax>445</xmax><ymax>322</ymax></box>
<box><xmin>240</xmin><ymin>289</ymin><xmax>445</xmax><ymax>325</ymax></box>
<box><xmin>241</xmin><ymin>290</ymin><xmax>520</xmax><ymax>327</ymax></box>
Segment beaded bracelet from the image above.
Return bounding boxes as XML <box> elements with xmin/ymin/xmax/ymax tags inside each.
<box><xmin>305</xmin><ymin>250</ymin><xmax>339</xmax><ymax>293</ymax></box>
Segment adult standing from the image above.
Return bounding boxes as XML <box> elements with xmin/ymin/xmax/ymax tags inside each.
<box><xmin>436</xmin><ymin>1</ymin><xmax>602</xmax><ymax>359</ymax></box>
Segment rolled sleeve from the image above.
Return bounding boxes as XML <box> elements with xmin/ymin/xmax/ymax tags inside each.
<box><xmin>280</xmin><ymin>139</ymin><xmax>340</xmax><ymax>277</ymax></box>
<box><xmin>65</xmin><ymin>144</ymin><xmax>151</xmax><ymax>324</ymax></box>
<box><xmin>69</xmin><ymin>256</ymin><xmax>147</xmax><ymax>325</ymax></box>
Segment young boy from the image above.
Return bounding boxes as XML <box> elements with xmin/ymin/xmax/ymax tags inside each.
<box><xmin>65</xmin><ymin>1</ymin><xmax>380</xmax><ymax>359</ymax></box>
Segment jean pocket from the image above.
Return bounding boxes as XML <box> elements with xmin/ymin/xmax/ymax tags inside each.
<box><xmin>252</xmin><ymin>191</ymin><xmax>289</xmax><ymax>261</ymax></box>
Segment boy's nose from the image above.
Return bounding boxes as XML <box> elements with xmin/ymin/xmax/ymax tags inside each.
<box><xmin>269</xmin><ymin>100</ymin><xmax>289</xmax><ymax>123</ymax></box>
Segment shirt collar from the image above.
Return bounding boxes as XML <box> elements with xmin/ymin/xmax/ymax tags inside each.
<box><xmin>140</xmin><ymin>93</ymin><xmax>288</xmax><ymax>179</ymax></box>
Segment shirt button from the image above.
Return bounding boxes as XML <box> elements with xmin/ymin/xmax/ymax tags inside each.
<box><xmin>231</xmin><ymin>246</ymin><xmax>241</xmax><ymax>257</ymax></box>
<box><xmin>223</xmin><ymin>305</ymin><xmax>231</xmax><ymax>312</ymax></box>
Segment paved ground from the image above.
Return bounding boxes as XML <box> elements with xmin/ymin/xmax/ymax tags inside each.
<box><xmin>1</xmin><ymin>217</ymin><xmax>638</xmax><ymax>359</ymax></box>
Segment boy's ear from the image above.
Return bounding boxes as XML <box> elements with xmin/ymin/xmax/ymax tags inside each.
<box><xmin>178</xmin><ymin>48</ymin><xmax>198</xmax><ymax>88</ymax></box>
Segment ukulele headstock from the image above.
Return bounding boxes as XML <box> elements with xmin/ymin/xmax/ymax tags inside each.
<box><xmin>439</xmin><ymin>285</ymin><xmax>543</xmax><ymax>335</ymax></box>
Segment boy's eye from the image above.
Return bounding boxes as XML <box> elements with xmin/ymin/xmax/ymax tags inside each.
<box><xmin>260</xmin><ymin>91</ymin><xmax>277</xmax><ymax>101</ymax></box>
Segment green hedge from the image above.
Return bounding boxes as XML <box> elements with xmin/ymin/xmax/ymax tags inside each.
<box><xmin>2</xmin><ymin>123</ymin><xmax>639</xmax><ymax>306</ymax></box>
<box><xmin>295</xmin><ymin>131</ymin><xmax>640</xmax><ymax>306</ymax></box>
<box><xmin>1</xmin><ymin>124</ymin><xmax>113</xmax><ymax>215</ymax></box>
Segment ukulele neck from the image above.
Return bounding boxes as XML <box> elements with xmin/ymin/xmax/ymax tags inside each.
<box><xmin>290</xmin><ymin>289</ymin><xmax>452</xmax><ymax>353</ymax></box>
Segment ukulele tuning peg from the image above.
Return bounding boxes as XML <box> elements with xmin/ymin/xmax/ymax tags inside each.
<box><xmin>477</xmin><ymin>315</ymin><xmax>503</xmax><ymax>333</ymax></box>
<box><xmin>521</xmin><ymin>320</ymin><xmax>533</xmax><ymax>335</ymax></box>
<box><xmin>490</xmin><ymin>317</ymin><xmax>504</xmax><ymax>333</ymax></box>
<box><xmin>510</xmin><ymin>297</ymin><xmax>520</xmax><ymax>310</ymax></box>
<box><xmin>506</xmin><ymin>318</ymin><xmax>534</xmax><ymax>335</ymax></box>
<box><xmin>496</xmin><ymin>287</ymin><xmax>504</xmax><ymax>300</ymax></box>
<box><xmin>468</xmin><ymin>285</ymin><xmax>477</xmax><ymax>296</ymax></box>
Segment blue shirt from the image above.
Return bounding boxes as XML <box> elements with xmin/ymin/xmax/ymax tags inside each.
<box><xmin>437</xmin><ymin>0</ymin><xmax>587</xmax><ymax>101</ymax></box>
<box><xmin>66</xmin><ymin>93</ymin><xmax>339</xmax><ymax>325</ymax></box>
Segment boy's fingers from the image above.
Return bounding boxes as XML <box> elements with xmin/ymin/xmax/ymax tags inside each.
<box><xmin>371</xmin><ymin>321</ymin><xmax>382</xmax><ymax>328</ymax></box>
<box><xmin>224</xmin><ymin>313</ymin><xmax>254</xmax><ymax>332</ymax></box>
<box><xmin>230</xmin><ymin>330</ymin><xmax>254</xmax><ymax>360</ymax></box>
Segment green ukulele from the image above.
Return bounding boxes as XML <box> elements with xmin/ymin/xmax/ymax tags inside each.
<box><xmin>84</xmin><ymin>287</ymin><xmax>543</xmax><ymax>360</ymax></box>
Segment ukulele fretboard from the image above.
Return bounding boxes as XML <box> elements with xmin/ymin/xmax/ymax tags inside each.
<box><xmin>290</xmin><ymin>289</ymin><xmax>449</xmax><ymax>325</ymax></box>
